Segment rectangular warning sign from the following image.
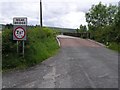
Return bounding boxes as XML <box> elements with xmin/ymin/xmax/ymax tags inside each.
<box><xmin>13</xmin><ymin>17</ymin><xmax>27</xmax><ymax>25</ymax></box>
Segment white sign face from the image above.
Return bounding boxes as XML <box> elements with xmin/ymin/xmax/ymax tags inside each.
<box><xmin>13</xmin><ymin>17</ymin><xmax>27</xmax><ymax>25</ymax></box>
<box><xmin>14</xmin><ymin>27</ymin><xmax>25</xmax><ymax>39</ymax></box>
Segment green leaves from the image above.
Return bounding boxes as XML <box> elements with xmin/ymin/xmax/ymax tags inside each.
<box><xmin>2</xmin><ymin>26</ymin><xmax>59</xmax><ymax>70</ymax></box>
<box><xmin>86</xmin><ymin>2</ymin><xmax>118</xmax><ymax>29</ymax></box>
<box><xmin>76</xmin><ymin>25</ymin><xmax>87</xmax><ymax>33</ymax></box>
<box><xmin>85</xmin><ymin>2</ymin><xmax>120</xmax><ymax>52</ymax></box>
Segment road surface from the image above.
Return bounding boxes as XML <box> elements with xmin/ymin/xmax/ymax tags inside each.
<box><xmin>2</xmin><ymin>35</ymin><xmax>118</xmax><ymax>88</ymax></box>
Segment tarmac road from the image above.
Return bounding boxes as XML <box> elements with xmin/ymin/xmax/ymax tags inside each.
<box><xmin>2</xmin><ymin>35</ymin><xmax>118</xmax><ymax>88</ymax></box>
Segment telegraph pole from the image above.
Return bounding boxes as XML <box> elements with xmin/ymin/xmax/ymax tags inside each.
<box><xmin>40</xmin><ymin>0</ymin><xmax>43</xmax><ymax>27</ymax></box>
<box><xmin>118</xmin><ymin>1</ymin><xmax>120</xmax><ymax>9</ymax></box>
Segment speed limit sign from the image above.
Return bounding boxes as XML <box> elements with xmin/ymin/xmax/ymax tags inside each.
<box><xmin>14</xmin><ymin>27</ymin><xmax>26</xmax><ymax>39</ymax></box>
<box><xmin>13</xmin><ymin>26</ymin><xmax>26</xmax><ymax>40</ymax></box>
<box><xmin>13</xmin><ymin>17</ymin><xmax>27</xmax><ymax>40</ymax></box>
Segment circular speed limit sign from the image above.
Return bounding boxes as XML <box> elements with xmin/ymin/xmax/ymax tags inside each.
<box><xmin>14</xmin><ymin>27</ymin><xmax>26</xmax><ymax>39</ymax></box>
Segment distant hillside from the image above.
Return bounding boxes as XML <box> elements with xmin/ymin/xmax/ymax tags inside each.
<box><xmin>0</xmin><ymin>24</ymin><xmax>6</xmax><ymax>30</ymax></box>
<box><xmin>46</xmin><ymin>26</ymin><xmax>77</xmax><ymax>33</ymax></box>
<box><xmin>1</xmin><ymin>24</ymin><xmax>77</xmax><ymax>33</ymax></box>
<box><xmin>0</xmin><ymin>24</ymin><xmax>3</xmax><ymax>31</ymax></box>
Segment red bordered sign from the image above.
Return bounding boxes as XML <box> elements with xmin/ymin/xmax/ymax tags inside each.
<box><xmin>14</xmin><ymin>27</ymin><xmax>26</xmax><ymax>40</ymax></box>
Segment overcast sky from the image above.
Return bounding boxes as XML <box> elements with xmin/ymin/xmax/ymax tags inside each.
<box><xmin>0</xmin><ymin>0</ymin><xmax>119</xmax><ymax>29</ymax></box>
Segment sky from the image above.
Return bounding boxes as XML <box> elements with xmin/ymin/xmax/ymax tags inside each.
<box><xmin>0</xmin><ymin>0</ymin><xmax>119</xmax><ymax>29</ymax></box>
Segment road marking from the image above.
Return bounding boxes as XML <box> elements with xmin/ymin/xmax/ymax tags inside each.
<box><xmin>56</xmin><ymin>36</ymin><xmax>61</xmax><ymax>47</ymax></box>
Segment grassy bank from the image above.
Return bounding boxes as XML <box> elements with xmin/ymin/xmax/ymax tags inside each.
<box><xmin>88</xmin><ymin>28</ymin><xmax>120</xmax><ymax>53</ymax></box>
<box><xmin>2</xmin><ymin>27</ymin><xmax>59</xmax><ymax>70</ymax></box>
<box><xmin>107</xmin><ymin>42</ymin><xmax>120</xmax><ymax>53</ymax></box>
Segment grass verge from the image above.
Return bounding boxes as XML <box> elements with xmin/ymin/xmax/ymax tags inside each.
<box><xmin>107</xmin><ymin>42</ymin><xmax>120</xmax><ymax>53</ymax></box>
<box><xmin>2</xmin><ymin>27</ymin><xmax>59</xmax><ymax>71</ymax></box>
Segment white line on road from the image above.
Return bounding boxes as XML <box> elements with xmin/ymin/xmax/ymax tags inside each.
<box><xmin>56</xmin><ymin>36</ymin><xmax>61</xmax><ymax>47</ymax></box>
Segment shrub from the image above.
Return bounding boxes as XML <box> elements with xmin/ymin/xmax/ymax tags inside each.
<box><xmin>2</xmin><ymin>27</ymin><xmax>59</xmax><ymax>70</ymax></box>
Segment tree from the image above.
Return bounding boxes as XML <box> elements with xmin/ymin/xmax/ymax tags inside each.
<box><xmin>114</xmin><ymin>2</ymin><xmax>120</xmax><ymax>42</ymax></box>
<box><xmin>86</xmin><ymin>2</ymin><xmax>107</xmax><ymax>29</ymax></box>
<box><xmin>107</xmin><ymin>4</ymin><xmax>118</xmax><ymax>25</ymax></box>
<box><xmin>5</xmin><ymin>23</ymin><xmax>13</xmax><ymax>29</ymax></box>
<box><xmin>85</xmin><ymin>2</ymin><xmax>117</xmax><ymax>30</ymax></box>
<box><xmin>76</xmin><ymin>28</ymin><xmax>79</xmax><ymax>33</ymax></box>
<box><xmin>85</xmin><ymin>2</ymin><xmax>119</xmax><ymax>45</ymax></box>
<box><xmin>79</xmin><ymin>24</ymin><xmax>87</xmax><ymax>32</ymax></box>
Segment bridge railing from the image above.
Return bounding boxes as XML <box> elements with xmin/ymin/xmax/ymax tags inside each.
<box><xmin>63</xmin><ymin>32</ymin><xmax>91</xmax><ymax>39</ymax></box>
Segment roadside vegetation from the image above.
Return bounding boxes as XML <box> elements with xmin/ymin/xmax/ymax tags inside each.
<box><xmin>2</xmin><ymin>26</ymin><xmax>59</xmax><ymax>70</ymax></box>
<box><xmin>77</xmin><ymin>2</ymin><xmax>120</xmax><ymax>52</ymax></box>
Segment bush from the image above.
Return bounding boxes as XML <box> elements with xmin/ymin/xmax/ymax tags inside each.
<box><xmin>89</xmin><ymin>26</ymin><xmax>120</xmax><ymax>52</ymax></box>
<box><xmin>2</xmin><ymin>27</ymin><xmax>59</xmax><ymax>70</ymax></box>
<box><xmin>108</xmin><ymin>42</ymin><xmax>120</xmax><ymax>52</ymax></box>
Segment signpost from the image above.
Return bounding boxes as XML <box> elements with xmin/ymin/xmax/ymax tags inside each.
<box><xmin>40</xmin><ymin>0</ymin><xmax>42</xmax><ymax>27</ymax></box>
<box><xmin>13</xmin><ymin>17</ymin><xmax>27</xmax><ymax>57</ymax></box>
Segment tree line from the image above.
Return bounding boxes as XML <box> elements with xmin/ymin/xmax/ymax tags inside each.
<box><xmin>78</xmin><ymin>2</ymin><xmax>120</xmax><ymax>51</ymax></box>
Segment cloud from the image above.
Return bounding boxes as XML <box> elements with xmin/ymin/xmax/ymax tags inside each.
<box><xmin>43</xmin><ymin>11</ymin><xmax>87</xmax><ymax>29</ymax></box>
<box><xmin>60</xmin><ymin>12</ymin><xmax>87</xmax><ymax>28</ymax></box>
<box><xmin>42</xmin><ymin>1</ymin><xmax>88</xmax><ymax>28</ymax></box>
<box><xmin>0</xmin><ymin>2</ymin><xmax>39</xmax><ymax>25</ymax></box>
<box><xmin>0</xmin><ymin>0</ymin><xmax>119</xmax><ymax>29</ymax></box>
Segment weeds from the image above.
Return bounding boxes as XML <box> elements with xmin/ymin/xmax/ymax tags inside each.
<box><xmin>2</xmin><ymin>27</ymin><xmax>59</xmax><ymax>70</ymax></box>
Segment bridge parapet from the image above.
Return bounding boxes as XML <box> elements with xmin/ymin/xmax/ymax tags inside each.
<box><xmin>63</xmin><ymin>32</ymin><xmax>91</xmax><ymax>39</ymax></box>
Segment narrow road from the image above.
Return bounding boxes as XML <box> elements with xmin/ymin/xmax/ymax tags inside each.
<box><xmin>3</xmin><ymin>35</ymin><xmax>118</xmax><ymax>88</ymax></box>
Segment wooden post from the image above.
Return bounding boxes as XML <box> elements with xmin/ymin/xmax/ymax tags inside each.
<box><xmin>40</xmin><ymin>0</ymin><xmax>43</xmax><ymax>27</ymax></box>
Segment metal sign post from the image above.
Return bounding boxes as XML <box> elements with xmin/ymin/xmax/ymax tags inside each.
<box><xmin>13</xmin><ymin>17</ymin><xmax>27</xmax><ymax>57</ymax></box>
<box><xmin>17</xmin><ymin>41</ymin><xmax>19</xmax><ymax>54</ymax></box>
<box><xmin>23</xmin><ymin>41</ymin><xmax>24</xmax><ymax>57</ymax></box>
